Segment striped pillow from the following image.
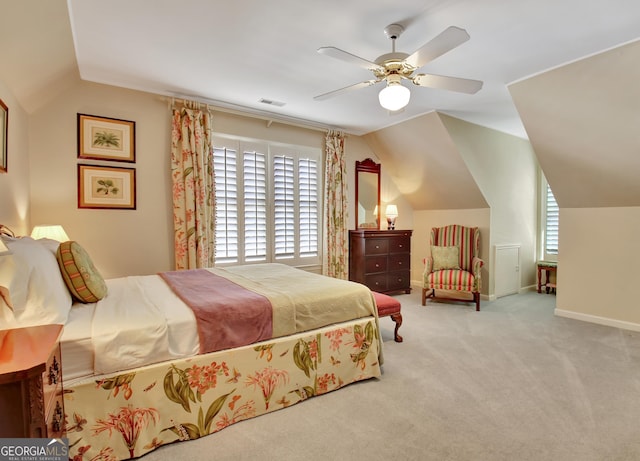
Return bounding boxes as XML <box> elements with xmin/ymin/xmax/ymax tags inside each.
<box><xmin>56</xmin><ymin>241</ymin><xmax>107</xmax><ymax>303</ymax></box>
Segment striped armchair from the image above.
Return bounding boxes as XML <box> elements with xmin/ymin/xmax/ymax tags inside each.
<box><xmin>422</xmin><ymin>225</ymin><xmax>484</xmax><ymax>311</ymax></box>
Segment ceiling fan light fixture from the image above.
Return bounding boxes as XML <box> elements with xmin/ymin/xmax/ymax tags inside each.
<box><xmin>378</xmin><ymin>79</ymin><xmax>410</xmax><ymax>111</ymax></box>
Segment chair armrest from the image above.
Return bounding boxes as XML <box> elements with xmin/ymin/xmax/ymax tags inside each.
<box><xmin>423</xmin><ymin>256</ymin><xmax>433</xmax><ymax>275</ymax></box>
<box><xmin>471</xmin><ymin>256</ymin><xmax>484</xmax><ymax>276</ymax></box>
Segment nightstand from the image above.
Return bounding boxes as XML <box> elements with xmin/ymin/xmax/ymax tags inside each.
<box><xmin>0</xmin><ymin>324</ymin><xmax>65</xmax><ymax>438</ymax></box>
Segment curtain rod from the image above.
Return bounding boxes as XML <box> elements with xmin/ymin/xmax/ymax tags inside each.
<box><xmin>162</xmin><ymin>96</ymin><xmax>341</xmax><ymax>134</ymax></box>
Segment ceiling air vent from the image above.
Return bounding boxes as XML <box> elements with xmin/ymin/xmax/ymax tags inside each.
<box><xmin>259</xmin><ymin>98</ymin><xmax>286</xmax><ymax>107</ymax></box>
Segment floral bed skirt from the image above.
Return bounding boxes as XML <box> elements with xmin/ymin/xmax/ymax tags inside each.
<box><xmin>64</xmin><ymin>316</ymin><xmax>381</xmax><ymax>460</ymax></box>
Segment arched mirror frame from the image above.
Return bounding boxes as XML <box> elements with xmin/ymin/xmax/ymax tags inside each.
<box><xmin>355</xmin><ymin>158</ymin><xmax>381</xmax><ymax>230</ymax></box>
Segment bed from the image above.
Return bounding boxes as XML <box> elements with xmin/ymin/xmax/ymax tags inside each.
<box><xmin>0</xmin><ymin>236</ymin><xmax>382</xmax><ymax>460</ymax></box>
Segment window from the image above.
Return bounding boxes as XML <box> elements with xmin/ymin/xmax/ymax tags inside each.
<box><xmin>540</xmin><ymin>178</ymin><xmax>559</xmax><ymax>261</ymax></box>
<box><xmin>213</xmin><ymin>136</ymin><xmax>321</xmax><ymax>267</ymax></box>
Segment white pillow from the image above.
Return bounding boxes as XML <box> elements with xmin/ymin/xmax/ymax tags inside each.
<box><xmin>0</xmin><ymin>236</ymin><xmax>72</xmax><ymax>328</ymax></box>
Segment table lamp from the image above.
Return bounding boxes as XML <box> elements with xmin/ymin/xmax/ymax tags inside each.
<box><xmin>386</xmin><ymin>204</ymin><xmax>398</xmax><ymax>230</ymax></box>
<box><xmin>31</xmin><ymin>225</ymin><xmax>70</xmax><ymax>242</ymax></box>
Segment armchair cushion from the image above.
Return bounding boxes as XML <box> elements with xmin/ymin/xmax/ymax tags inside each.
<box><xmin>431</xmin><ymin>245</ymin><xmax>460</xmax><ymax>271</ymax></box>
<box><xmin>425</xmin><ymin>269</ymin><xmax>476</xmax><ymax>292</ymax></box>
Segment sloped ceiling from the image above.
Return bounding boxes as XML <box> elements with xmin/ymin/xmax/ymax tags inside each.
<box><xmin>0</xmin><ymin>0</ymin><xmax>78</xmax><ymax>113</ymax></box>
<box><xmin>363</xmin><ymin>111</ymin><xmax>488</xmax><ymax>210</ymax></box>
<box><xmin>509</xmin><ymin>40</ymin><xmax>640</xmax><ymax>208</ymax></box>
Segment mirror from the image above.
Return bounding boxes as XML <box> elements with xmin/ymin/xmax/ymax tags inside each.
<box><xmin>355</xmin><ymin>158</ymin><xmax>381</xmax><ymax>229</ymax></box>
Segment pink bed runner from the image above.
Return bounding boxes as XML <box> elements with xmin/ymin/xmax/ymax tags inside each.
<box><xmin>159</xmin><ymin>269</ymin><xmax>273</xmax><ymax>354</ymax></box>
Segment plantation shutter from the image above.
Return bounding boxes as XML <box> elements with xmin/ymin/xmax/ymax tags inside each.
<box><xmin>545</xmin><ymin>183</ymin><xmax>559</xmax><ymax>255</ymax></box>
<box><xmin>243</xmin><ymin>150</ymin><xmax>267</xmax><ymax>262</ymax></box>
<box><xmin>274</xmin><ymin>155</ymin><xmax>295</xmax><ymax>259</ymax></box>
<box><xmin>213</xmin><ymin>147</ymin><xmax>239</xmax><ymax>263</ymax></box>
<box><xmin>298</xmin><ymin>158</ymin><xmax>318</xmax><ymax>257</ymax></box>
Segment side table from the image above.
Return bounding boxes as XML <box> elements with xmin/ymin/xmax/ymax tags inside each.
<box><xmin>537</xmin><ymin>261</ymin><xmax>557</xmax><ymax>294</ymax></box>
<box><xmin>0</xmin><ymin>324</ymin><xmax>65</xmax><ymax>438</ymax></box>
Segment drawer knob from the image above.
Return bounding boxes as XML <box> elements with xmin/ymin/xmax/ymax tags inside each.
<box><xmin>375</xmin><ymin>264</ymin><xmax>379</xmax><ymax>268</ymax></box>
<box><xmin>399</xmin><ymin>244</ymin><xmax>403</xmax><ymax>248</ymax></box>
<box><xmin>398</xmin><ymin>261</ymin><xmax>402</xmax><ymax>265</ymax></box>
<box><xmin>375</xmin><ymin>245</ymin><xmax>380</xmax><ymax>249</ymax></box>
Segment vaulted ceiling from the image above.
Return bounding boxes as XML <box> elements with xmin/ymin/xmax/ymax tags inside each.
<box><xmin>510</xmin><ymin>40</ymin><xmax>640</xmax><ymax>208</ymax></box>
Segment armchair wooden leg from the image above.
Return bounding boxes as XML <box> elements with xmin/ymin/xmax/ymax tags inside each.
<box><xmin>421</xmin><ymin>288</ymin><xmax>427</xmax><ymax>306</ymax></box>
<box><xmin>474</xmin><ymin>292</ymin><xmax>480</xmax><ymax>311</ymax></box>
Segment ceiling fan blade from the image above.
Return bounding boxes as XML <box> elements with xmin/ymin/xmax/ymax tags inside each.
<box><xmin>314</xmin><ymin>80</ymin><xmax>381</xmax><ymax>101</ymax></box>
<box><xmin>317</xmin><ymin>47</ymin><xmax>383</xmax><ymax>72</ymax></box>
<box><xmin>405</xmin><ymin>26</ymin><xmax>470</xmax><ymax>69</ymax></box>
<box><xmin>412</xmin><ymin>73</ymin><xmax>483</xmax><ymax>94</ymax></box>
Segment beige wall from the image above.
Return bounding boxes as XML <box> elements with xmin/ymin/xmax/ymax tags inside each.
<box><xmin>29</xmin><ymin>81</ymin><xmax>172</xmax><ymax>278</ymax></box>
<box><xmin>0</xmin><ymin>78</ymin><xmax>31</xmax><ymax>235</ymax></box>
<box><xmin>441</xmin><ymin>115</ymin><xmax>539</xmax><ymax>294</ymax></box>
<box><xmin>556</xmin><ymin>207</ymin><xmax>640</xmax><ymax>328</ymax></box>
<box><xmin>27</xmin><ymin>80</ymin><xmax>394</xmax><ymax>278</ymax></box>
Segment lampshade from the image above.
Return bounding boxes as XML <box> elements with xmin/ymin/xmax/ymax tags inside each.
<box><xmin>31</xmin><ymin>225</ymin><xmax>70</xmax><ymax>242</ymax></box>
<box><xmin>378</xmin><ymin>76</ymin><xmax>410</xmax><ymax>111</ymax></box>
<box><xmin>0</xmin><ymin>239</ymin><xmax>10</xmax><ymax>256</ymax></box>
<box><xmin>385</xmin><ymin>204</ymin><xmax>398</xmax><ymax>218</ymax></box>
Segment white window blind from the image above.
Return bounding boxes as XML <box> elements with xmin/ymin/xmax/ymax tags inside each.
<box><xmin>213</xmin><ymin>146</ymin><xmax>238</xmax><ymax>263</ymax></box>
<box><xmin>299</xmin><ymin>158</ymin><xmax>318</xmax><ymax>257</ymax></box>
<box><xmin>243</xmin><ymin>150</ymin><xmax>267</xmax><ymax>262</ymax></box>
<box><xmin>213</xmin><ymin>136</ymin><xmax>321</xmax><ymax>267</ymax></box>
<box><xmin>274</xmin><ymin>155</ymin><xmax>295</xmax><ymax>259</ymax></box>
<box><xmin>544</xmin><ymin>183</ymin><xmax>559</xmax><ymax>256</ymax></box>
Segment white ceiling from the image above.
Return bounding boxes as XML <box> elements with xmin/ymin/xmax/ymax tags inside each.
<box><xmin>19</xmin><ymin>1</ymin><xmax>640</xmax><ymax>137</ymax></box>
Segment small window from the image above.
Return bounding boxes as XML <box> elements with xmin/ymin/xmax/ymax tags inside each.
<box><xmin>541</xmin><ymin>179</ymin><xmax>559</xmax><ymax>261</ymax></box>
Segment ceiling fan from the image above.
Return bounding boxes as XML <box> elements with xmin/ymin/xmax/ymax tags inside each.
<box><xmin>314</xmin><ymin>24</ymin><xmax>483</xmax><ymax>111</ymax></box>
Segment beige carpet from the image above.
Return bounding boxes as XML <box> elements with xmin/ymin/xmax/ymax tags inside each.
<box><xmin>145</xmin><ymin>291</ymin><xmax>640</xmax><ymax>461</ymax></box>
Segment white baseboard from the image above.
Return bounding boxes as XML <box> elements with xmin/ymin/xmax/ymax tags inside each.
<box><xmin>555</xmin><ymin>309</ymin><xmax>640</xmax><ymax>332</ymax></box>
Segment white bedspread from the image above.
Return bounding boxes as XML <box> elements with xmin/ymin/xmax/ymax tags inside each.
<box><xmin>62</xmin><ymin>264</ymin><xmax>377</xmax><ymax>379</ymax></box>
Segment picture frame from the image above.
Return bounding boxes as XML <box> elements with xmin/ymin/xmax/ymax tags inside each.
<box><xmin>78</xmin><ymin>164</ymin><xmax>136</xmax><ymax>210</ymax></box>
<box><xmin>0</xmin><ymin>98</ymin><xmax>7</xmax><ymax>173</ymax></box>
<box><xmin>78</xmin><ymin>113</ymin><xmax>135</xmax><ymax>162</ymax></box>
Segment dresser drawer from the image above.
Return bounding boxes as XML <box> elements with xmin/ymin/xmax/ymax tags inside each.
<box><xmin>389</xmin><ymin>236</ymin><xmax>410</xmax><ymax>253</ymax></box>
<box><xmin>365</xmin><ymin>273</ymin><xmax>388</xmax><ymax>291</ymax></box>
<box><xmin>389</xmin><ymin>253</ymin><xmax>409</xmax><ymax>271</ymax></box>
<box><xmin>387</xmin><ymin>271</ymin><xmax>410</xmax><ymax>291</ymax></box>
<box><xmin>365</xmin><ymin>238</ymin><xmax>389</xmax><ymax>255</ymax></box>
<box><xmin>365</xmin><ymin>255</ymin><xmax>387</xmax><ymax>273</ymax></box>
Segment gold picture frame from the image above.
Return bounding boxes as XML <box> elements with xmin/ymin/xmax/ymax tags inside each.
<box><xmin>78</xmin><ymin>113</ymin><xmax>135</xmax><ymax>162</ymax></box>
<box><xmin>78</xmin><ymin>164</ymin><xmax>136</xmax><ymax>209</ymax></box>
<box><xmin>0</xmin><ymin>98</ymin><xmax>7</xmax><ymax>173</ymax></box>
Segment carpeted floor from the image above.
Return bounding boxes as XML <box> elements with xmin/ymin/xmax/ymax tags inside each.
<box><xmin>145</xmin><ymin>291</ymin><xmax>640</xmax><ymax>461</ymax></box>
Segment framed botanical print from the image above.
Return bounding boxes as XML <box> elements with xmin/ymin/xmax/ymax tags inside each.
<box><xmin>0</xmin><ymin>98</ymin><xmax>7</xmax><ymax>173</ymax></box>
<box><xmin>78</xmin><ymin>113</ymin><xmax>135</xmax><ymax>162</ymax></box>
<box><xmin>78</xmin><ymin>164</ymin><xmax>136</xmax><ymax>210</ymax></box>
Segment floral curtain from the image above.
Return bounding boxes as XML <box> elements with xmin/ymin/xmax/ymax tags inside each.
<box><xmin>170</xmin><ymin>102</ymin><xmax>215</xmax><ymax>269</ymax></box>
<box><xmin>323</xmin><ymin>130</ymin><xmax>348</xmax><ymax>279</ymax></box>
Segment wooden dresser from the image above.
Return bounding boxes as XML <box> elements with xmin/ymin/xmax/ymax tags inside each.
<box><xmin>0</xmin><ymin>324</ymin><xmax>65</xmax><ymax>438</ymax></box>
<box><xmin>349</xmin><ymin>229</ymin><xmax>412</xmax><ymax>295</ymax></box>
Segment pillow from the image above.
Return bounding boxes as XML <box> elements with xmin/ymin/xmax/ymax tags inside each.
<box><xmin>57</xmin><ymin>241</ymin><xmax>107</xmax><ymax>303</ymax></box>
<box><xmin>431</xmin><ymin>245</ymin><xmax>461</xmax><ymax>271</ymax></box>
<box><xmin>0</xmin><ymin>236</ymin><xmax>72</xmax><ymax>327</ymax></box>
